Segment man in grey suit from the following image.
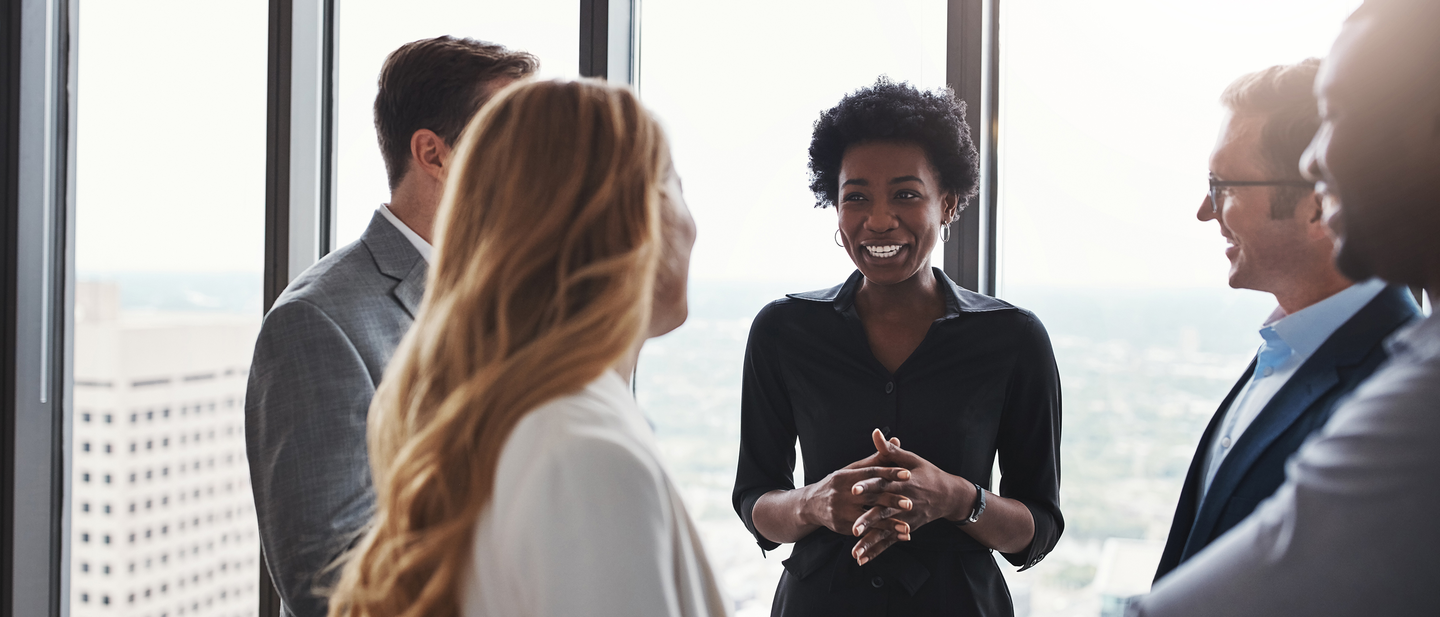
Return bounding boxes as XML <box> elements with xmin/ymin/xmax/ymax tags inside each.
<box><xmin>245</xmin><ymin>37</ymin><xmax>536</xmax><ymax>617</ymax></box>
<box><xmin>1130</xmin><ymin>0</ymin><xmax>1440</xmax><ymax>614</ymax></box>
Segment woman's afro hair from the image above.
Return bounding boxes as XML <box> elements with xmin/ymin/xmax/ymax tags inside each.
<box><xmin>807</xmin><ymin>77</ymin><xmax>979</xmax><ymax>210</ymax></box>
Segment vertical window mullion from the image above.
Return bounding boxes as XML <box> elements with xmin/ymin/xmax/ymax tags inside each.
<box><xmin>261</xmin><ymin>1</ymin><xmax>336</xmax><ymax>615</ymax></box>
<box><xmin>265</xmin><ymin>0</ymin><xmax>335</xmax><ymax>316</ymax></box>
<box><xmin>580</xmin><ymin>0</ymin><xmax>638</xmax><ymax>84</ymax></box>
<box><xmin>5</xmin><ymin>0</ymin><xmax>75</xmax><ymax>615</ymax></box>
<box><xmin>945</xmin><ymin>0</ymin><xmax>1000</xmax><ymax>295</ymax></box>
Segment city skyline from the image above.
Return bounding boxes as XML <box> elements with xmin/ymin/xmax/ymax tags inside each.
<box><xmin>72</xmin><ymin>282</ymin><xmax>260</xmax><ymax>617</ymax></box>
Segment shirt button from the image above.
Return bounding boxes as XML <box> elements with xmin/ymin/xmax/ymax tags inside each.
<box><xmin>870</xmin><ymin>576</ymin><xmax>885</xmax><ymax>588</ymax></box>
<box><xmin>1262</xmin><ymin>366</ymin><xmax>1274</xmax><ymax>377</ymax></box>
<box><xmin>885</xmin><ymin>381</ymin><xmax>894</xmax><ymax>394</ymax></box>
<box><xmin>1221</xmin><ymin>437</ymin><xmax>1232</xmax><ymax>449</ymax></box>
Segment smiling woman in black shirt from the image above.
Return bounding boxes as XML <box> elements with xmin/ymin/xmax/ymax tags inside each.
<box><xmin>732</xmin><ymin>79</ymin><xmax>1063</xmax><ymax>617</ymax></box>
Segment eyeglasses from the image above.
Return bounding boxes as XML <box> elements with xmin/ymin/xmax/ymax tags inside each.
<box><xmin>1208</xmin><ymin>175</ymin><xmax>1314</xmax><ymax>214</ymax></box>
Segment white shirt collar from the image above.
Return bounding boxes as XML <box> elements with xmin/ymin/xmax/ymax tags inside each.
<box><xmin>1267</xmin><ymin>279</ymin><xmax>1388</xmax><ymax>359</ymax></box>
<box><xmin>378</xmin><ymin>204</ymin><xmax>433</xmax><ymax>263</ymax></box>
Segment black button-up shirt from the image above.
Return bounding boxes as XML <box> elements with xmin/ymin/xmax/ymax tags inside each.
<box><xmin>732</xmin><ymin>269</ymin><xmax>1063</xmax><ymax>616</ymax></box>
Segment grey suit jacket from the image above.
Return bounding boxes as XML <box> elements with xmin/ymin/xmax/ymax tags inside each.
<box><xmin>245</xmin><ymin>211</ymin><xmax>426</xmax><ymax>617</ymax></box>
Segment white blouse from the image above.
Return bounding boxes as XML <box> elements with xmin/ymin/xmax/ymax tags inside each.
<box><xmin>462</xmin><ymin>371</ymin><xmax>729</xmax><ymax>617</ymax></box>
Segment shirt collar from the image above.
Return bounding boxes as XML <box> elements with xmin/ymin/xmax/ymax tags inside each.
<box><xmin>1267</xmin><ymin>278</ymin><xmax>1388</xmax><ymax>358</ymax></box>
<box><xmin>378</xmin><ymin>204</ymin><xmax>433</xmax><ymax>263</ymax></box>
<box><xmin>785</xmin><ymin>267</ymin><xmax>1015</xmax><ymax>317</ymax></box>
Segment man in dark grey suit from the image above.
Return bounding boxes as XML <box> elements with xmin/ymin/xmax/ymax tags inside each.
<box><xmin>1154</xmin><ymin>58</ymin><xmax>1420</xmax><ymax>581</ymax></box>
<box><xmin>245</xmin><ymin>37</ymin><xmax>536</xmax><ymax>617</ymax></box>
<box><xmin>1132</xmin><ymin>0</ymin><xmax>1440</xmax><ymax>613</ymax></box>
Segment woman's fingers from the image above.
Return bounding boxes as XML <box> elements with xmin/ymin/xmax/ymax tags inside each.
<box><xmin>870</xmin><ymin>428</ymin><xmax>927</xmax><ymax>467</ymax></box>
<box><xmin>851</xmin><ymin>526</ymin><xmax>909</xmax><ymax>565</ymax></box>
<box><xmin>840</xmin><ymin>466</ymin><xmax>911</xmax><ymax>494</ymax></box>
<box><xmin>851</xmin><ymin>506</ymin><xmax>883</xmax><ymax>536</ymax></box>
<box><xmin>849</xmin><ymin>476</ymin><xmax>890</xmax><ymax>496</ymax></box>
<box><xmin>851</xmin><ymin>506</ymin><xmax>909</xmax><ymax>537</ymax></box>
<box><xmin>849</xmin><ymin>478</ymin><xmax>915</xmax><ymax>509</ymax></box>
<box><xmin>867</xmin><ymin>489</ymin><xmax>914</xmax><ymax>511</ymax></box>
<box><xmin>870</xmin><ymin>429</ymin><xmax>890</xmax><ymax>455</ymax></box>
<box><xmin>850</xmin><ymin>476</ymin><xmax>896</xmax><ymax>495</ymax></box>
<box><xmin>880</xmin><ymin>435</ymin><xmax>927</xmax><ymax>468</ymax></box>
<box><xmin>851</xmin><ymin>527</ymin><xmax>890</xmax><ymax>562</ymax></box>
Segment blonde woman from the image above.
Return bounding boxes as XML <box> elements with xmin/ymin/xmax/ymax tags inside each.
<box><xmin>327</xmin><ymin>79</ymin><xmax>728</xmax><ymax>617</ymax></box>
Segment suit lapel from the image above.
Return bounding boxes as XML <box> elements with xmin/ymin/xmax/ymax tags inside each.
<box><xmin>361</xmin><ymin>210</ymin><xmax>428</xmax><ymax>318</ymax></box>
<box><xmin>1183</xmin><ymin>285</ymin><xmax>1419</xmax><ymax>554</ymax></box>
<box><xmin>1187</xmin><ymin>358</ymin><xmax>1340</xmax><ymax>547</ymax></box>
<box><xmin>392</xmin><ymin>259</ymin><xmax>427</xmax><ymax>318</ymax></box>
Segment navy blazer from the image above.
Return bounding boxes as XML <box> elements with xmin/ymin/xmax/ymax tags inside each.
<box><xmin>1154</xmin><ymin>285</ymin><xmax>1420</xmax><ymax>581</ymax></box>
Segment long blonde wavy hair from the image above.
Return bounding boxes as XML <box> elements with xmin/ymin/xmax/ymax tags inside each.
<box><xmin>327</xmin><ymin>78</ymin><xmax>671</xmax><ymax>617</ymax></box>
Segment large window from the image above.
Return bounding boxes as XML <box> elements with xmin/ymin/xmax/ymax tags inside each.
<box><xmin>633</xmin><ymin>1</ymin><xmax>946</xmax><ymax>613</ymax></box>
<box><xmin>996</xmin><ymin>1</ymin><xmax>1361</xmax><ymax>614</ymax></box>
<box><xmin>5</xmin><ymin>2</ymin><xmax>1393</xmax><ymax>615</ymax></box>
<box><xmin>72</xmin><ymin>2</ymin><xmax>268</xmax><ymax>616</ymax></box>
<box><xmin>333</xmin><ymin>0</ymin><xmax>579</xmax><ymax>247</ymax></box>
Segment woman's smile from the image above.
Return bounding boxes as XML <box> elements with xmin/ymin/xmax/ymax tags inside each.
<box><xmin>863</xmin><ymin>243</ymin><xmax>906</xmax><ymax>260</ymax></box>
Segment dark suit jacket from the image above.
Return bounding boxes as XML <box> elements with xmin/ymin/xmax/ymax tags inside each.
<box><xmin>1153</xmin><ymin>285</ymin><xmax>1419</xmax><ymax>581</ymax></box>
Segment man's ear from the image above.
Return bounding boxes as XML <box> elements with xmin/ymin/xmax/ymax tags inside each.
<box><xmin>409</xmin><ymin>129</ymin><xmax>453</xmax><ymax>183</ymax></box>
<box><xmin>1304</xmin><ymin>191</ymin><xmax>1329</xmax><ymax>238</ymax></box>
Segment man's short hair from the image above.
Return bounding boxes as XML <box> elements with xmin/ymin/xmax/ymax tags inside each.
<box><xmin>374</xmin><ymin>36</ymin><xmax>538</xmax><ymax>190</ymax></box>
<box><xmin>1221</xmin><ymin>59</ymin><xmax>1322</xmax><ymax>219</ymax></box>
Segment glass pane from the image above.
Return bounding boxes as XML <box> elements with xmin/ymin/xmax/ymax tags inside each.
<box><xmin>73</xmin><ymin>2</ymin><xmax>267</xmax><ymax>616</ymax></box>
<box><xmin>635</xmin><ymin>2</ymin><xmax>946</xmax><ymax>613</ymax></box>
<box><xmin>997</xmin><ymin>2</ymin><xmax>1361</xmax><ymax>615</ymax></box>
<box><xmin>334</xmin><ymin>0</ymin><xmax>580</xmax><ymax>247</ymax></box>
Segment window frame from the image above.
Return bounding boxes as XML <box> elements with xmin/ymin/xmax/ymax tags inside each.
<box><xmin>263</xmin><ymin>3</ymin><xmax>344</xmax><ymax>613</ymax></box>
<box><xmin>946</xmin><ymin>0</ymin><xmax>1001</xmax><ymax>294</ymax></box>
<box><xmin>2</xmin><ymin>0</ymin><xmax>75</xmax><ymax>615</ymax></box>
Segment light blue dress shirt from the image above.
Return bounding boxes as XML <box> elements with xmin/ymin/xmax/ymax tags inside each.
<box><xmin>1198</xmin><ymin>279</ymin><xmax>1387</xmax><ymax>502</ymax></box>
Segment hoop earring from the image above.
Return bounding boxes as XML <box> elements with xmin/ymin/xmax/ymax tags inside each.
<box><xmin>940</xmin><ymin>223</ymin><xmax>951</xmax><ymax>243</ymax></box>
<box><xmin>835</xmin><ymin>229</ymin><xmax>845</xmax><ymax>247</ymax></box>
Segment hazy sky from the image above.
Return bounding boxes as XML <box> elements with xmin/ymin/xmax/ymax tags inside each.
<box><xmin>76</xmin><ymin>0</ymin><xmax>1364</xmax><ymax>292</ymax></box>
<box><xmin>998</xmin><ymin>0</ymin><xmax>1361</xmax><ymax>292</ymax></box>
<box><xmin>75</xmin><ymin>0</ymin><xmax>268</xmax><ymax>274</ymax></box>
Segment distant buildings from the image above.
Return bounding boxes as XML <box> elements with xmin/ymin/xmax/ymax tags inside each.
<box><xmin>1094</xmin><ymin>538</ymin><xmax>1165</xmax><ymax>617</ymax></box>
<box><xmin>71</xmin><ymin>282</ymin><xmax>260</xmax><ymax>617</ymax></box>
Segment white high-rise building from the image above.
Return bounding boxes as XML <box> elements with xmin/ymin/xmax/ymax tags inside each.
<box><xmin>71</xmin><ymin>282</ymin><xmax>260</xmax><ymax>617</ymax></box>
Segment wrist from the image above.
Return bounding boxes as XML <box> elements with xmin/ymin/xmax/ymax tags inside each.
<box><xmin>943</xmin><ymin>477</ymin><xmax>979</xmax><ymax>522</ymax></box>
<box><xmin>952</xmin><ymin>480</ymin><xmax>987</xmax><ymax>526</ymax></box>
<box><xmin>794</xmin><ymin>483</ymin><xmax>820</xmax><ymax>527</ymax></box>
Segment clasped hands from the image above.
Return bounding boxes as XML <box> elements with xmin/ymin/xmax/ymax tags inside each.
<box><xmin>802</xmin><ymin>429</ymin><xmax>977</xmax><ymax>566</ymax></box>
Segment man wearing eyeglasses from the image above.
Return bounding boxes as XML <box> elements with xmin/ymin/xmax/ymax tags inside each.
<box><xmin>1152</xmin><ymin>58</ymin><xmax>1420</xmax><ymax>582</ymax></box>
<box><xmin>1132</xmin><ymin>0</ymin><xmax>1440</xmax><ymax>613</ymax></box>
